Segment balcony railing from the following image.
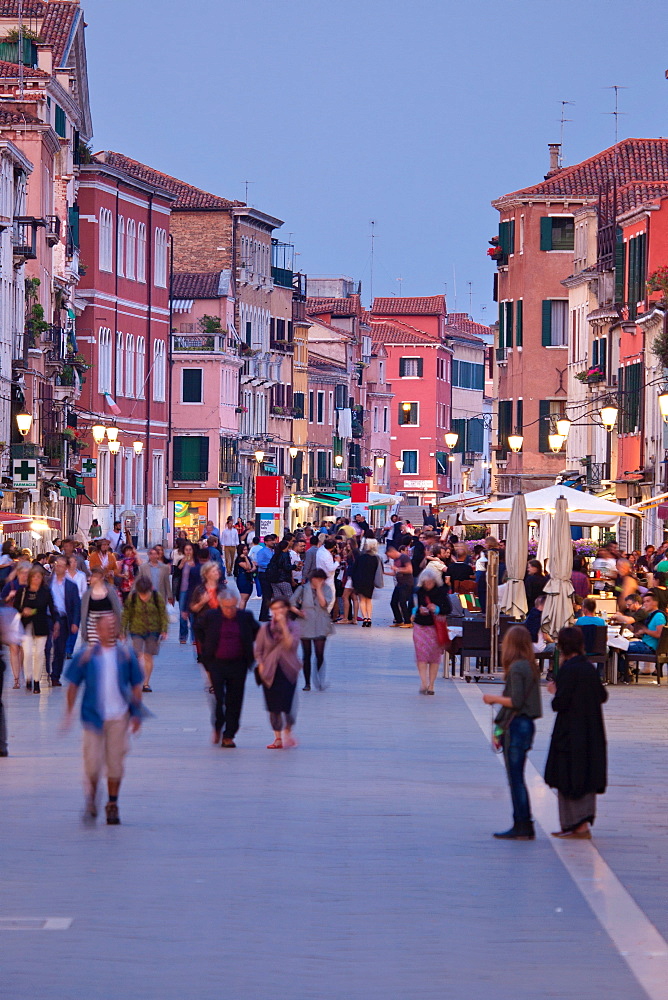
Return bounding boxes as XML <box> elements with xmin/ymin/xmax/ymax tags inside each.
<box><xmin>45</xmin><ymin>215</ymin><xmax>61</xmax><ymax>246</ymax></box>
<box><xmin>12</xmin><ymin>218</ymin><xmax>39</xmax><ymax>260</ymax></box>
<box><xmin>270</xmin><ymin>405</ymin><xmax>297</xmax><ymax>418</ymax></box>
<box><xmin>496</xmin><ymin>347</ymin><xmax>507</xmax><ymax>364</ymax></box>
<box><xmin>172</xmin><ymin>333</ymin><xmax>228</xmax><ymax>353</ymax></box>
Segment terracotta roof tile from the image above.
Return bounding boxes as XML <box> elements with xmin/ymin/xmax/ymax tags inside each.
<box><xmin>445</xmin><ymin>313</ymin><xmax>493</xmax><ymax>343</ymax></box>
<box><xmin>41</xmin><ymin>1</ymin><xmax>79</xmax><ymax>67</ymax></box>
<box><xmin>0</xmin><ymin>59</ymin><xmax>49</xmax><ymax>78</ymax></box>
<box><xmin>0</xmin><ymin>106</ymin><xmax>42</xmax><ymax>124</ymax></box>
<box><xmin>98</xmin><ymin>152</ymin><xmax>243</xmax><ymax>211</ymax></box>
<box><xmin>0</xmin><ymin>1</ymin><xmax>46</xmax><ymax>14</ymax></box>
<box><xmin>372</xmin><ymin>295</ymin><xmax>447</xmax><ymax>316</ymax></box>
<box><xmin>495</xmin><ymin>138</ymin><xmax>668</xmax><ymax>210</ymax></box>
<box><xmin>370</xmin><ymin>320</ymin><xmax>439</xmax><ymax>346</ymax></box>
<box><xmin>306</xmin><ymin>294</ymin><xmax>363</xmax><ymax>317</ymax></box>
<box><xmin>171</xmin><ymin>272</ymin><xmax>222</xmax><ymax>299</ymax></box>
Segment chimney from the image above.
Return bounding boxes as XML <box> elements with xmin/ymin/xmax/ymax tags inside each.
<box><xmin>546</xmin><ymin>143</ymin><xmax>561</xmax><ymax>177</ymax></box>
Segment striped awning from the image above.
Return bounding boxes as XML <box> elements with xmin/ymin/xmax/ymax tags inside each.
<box><xmin>171</xmin><ymin>299</ymin><xmax>194</xmax><ymax>313</ymax></box>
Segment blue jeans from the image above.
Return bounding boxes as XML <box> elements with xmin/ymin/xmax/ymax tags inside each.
<box><xmin>503</xmin><ymin>715</ymin><xmax>535</xmax><ymax>825</ymax></box>
<box><xmin>618</xmin><ymin>639</ymin><xmax>654</xmax><ymax>681</ymax></box>
<box><xmin>178</xmin><ymin>591</ymin><xmax>194</xmax><ymax>642</ymax></box>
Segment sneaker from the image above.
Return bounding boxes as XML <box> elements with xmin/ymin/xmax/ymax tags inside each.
<box><xmin>221</xmin><ymin>737</ymin><xmax>236</xmax><ymax>748</ymax></box>
<box><xmin>33</xmin><ymin>681</ymin><xmax>40</xmax><ymax>694</ymax></box>
<box><xmin>51</xmin><ymin>678</ymin><xmax>62</xmax><ymax>687</ymax></box>
<box><xmin>105</xmin><ymin>802</ymin><xmax>120</xmax><ymax>825</ymax></box>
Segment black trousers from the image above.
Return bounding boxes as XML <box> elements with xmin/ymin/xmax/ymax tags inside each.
<box><xmin>258</xmin><ymin>572</ymin><xmax>272</xmax><ymax>622</ymax></box>
<box><xmin>50</xmin><ymin>614</ymin><xmax>69</xmax><ymax>681</ymax></box>
<box><xmin>208</xmin><ymin>659</ymin><xmax>247</xmax><ymax>738</ymax></box>
<box><xmin>301</xmin><ymin>637</ymin><xmax>326</xmax><ymax>686</ymax></box>
<box><xmin>390</xmin><ymin>580</ymin><xmax>414</xmax><ymax>624</ymax></box>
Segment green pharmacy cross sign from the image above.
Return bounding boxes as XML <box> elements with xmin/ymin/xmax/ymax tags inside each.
<box><xmin>81</xmin><ymin>457</ymin><xmax>97</xmax><ymax>478</ymax></box>
<box><xmin>12</xmin><ymin>458</ymin><xmax>38</xmax><ymax>488</ymax></box>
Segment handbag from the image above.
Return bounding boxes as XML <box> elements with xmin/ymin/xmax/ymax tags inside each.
<box><xmin>434</xmin><ymin>615</ymin><xmax>451</xmax><ymax>650</ymax></box>
<box><xmin>373</xmin><ymin>556</ymin><xmax>385</xmax><ymax>590</ymax></box>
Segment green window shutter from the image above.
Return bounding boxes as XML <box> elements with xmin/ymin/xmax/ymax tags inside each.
<box><xmin>599</xmin><ymin>336</ymin><xmax>607</xmax><ymax>378</ymax></box>
<box><xmin>55</xmin><ymin>104</ymin><xmax>66</xmax><ymax>138</ymax></box>
<box><xmin>515</xmin><ymin>299</ymin><xmax>523</xmax><ymax>347</ymax></box>
<box><xmin>452</xmin><ymin>418</ymin><xmax>466</xmax><ymax>453</ymax></box>
<box><xmin>592</xmin><ymin>340</ymin><xmax>599</xmax><ymax>367</ymax></box>
<box><xmin>498</xmin><ymin>302</ymin><xmax>505</xmax><ymax>349</ymax></box>
<box><xmin>508</xmin><ymin>219</ymin><xmax>515</xmax><ymax>255</ymax></box>
<box><xmin>467</xmin><ymin>417</ymin><xmax>484</xmax><ymax>453</ymax></box>
<box><xmin>540</xmin><ymin>217</ymin><xmax>553</xmax><ymax>251</ymax></box>
<box><xmin>173</xmin><ymin>437</ymin><xmax>183</xmax><ymax>478</ymax></box>
<box><xmin>317</xmin><ymin>452</ymin><xmax>327</xmax><ymax>479</ymax></box>
<box><xmin>399</xmin><ymin>357</ymin><xmax>407</xmax><ymax>377</ymax></box>
<box><xmin>506</xmin><ymin>301</ymin><xmax>514</xmax><ymax>348</ymax></box>
<box><xmin>541</xmin><ymin>300</ymin><xmax>552</xmax><ymax>345</ymax></box>
<box><xmin>498</xmin><ymin>400</ymin><xmax>512</xmax><ymax>458</ymax></box>
<box><xmin>516</xmin><ymin>399</ymin><xmax>523</xmax><ymax>434</ymax></box>
<box><xmin>416</xmin><ymin>357</ymin><xmax>424</xmax><ymax>378</ymax></box>
<box><xmin>435</xmin><ymin>451</ymin><xmax>448</xmax><ymax>475</ymax></box>
<box><xmin>293</xmin><ymin>391</ymin><xmax>304</xmax><ymax>418</ymax></box>
<box><xmin>452</xmin><ymin>360</ymin><xmax>459</xmax><ymax>385</ymax></box>
<box><xmin>617</xmin><ymin>367</ymin><xmax>625</xmax><ymax>432</ymax></box>
<box><xmin>614</xmin><ymin>229</ymin><xmax>625</xmax><ymax>304</ymax></box>
<box><xmin>498</xmin><ymin>221</ymin><xmax>510</xmax><ymax>258</ymax></box>
<box><xmin>173</xmin><ymin>437</ymin><xmax>209</xmax><ymax>480</ymax></box>
<box><xmin>68</xmin><ymin>205</ymin><xmax>80</xmax><ymax>251</ymax></box>
<box><xmin>538</xmin><ymin>401</ymin><xmax>551</xmax><ymax>452</ymax></box>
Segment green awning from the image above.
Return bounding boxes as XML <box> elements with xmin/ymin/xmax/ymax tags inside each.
<box><xmin>226</xmin><ymin>485</ymin><xmax>244</xmax><ymax>495</ymax></box>
<box><xmin>314</xmin><ymin>492</ymin><xmax>348</xmax><ymax>504</ymax></box>
<box><xmin>59</xmin><ymin>486</ymin><xmax>76</xmax><ymax>498</ymax></box>
<box><xmin>296</xmin><ymin>495</ymin><xmax>340</xmax><ymax>507</ymax></box>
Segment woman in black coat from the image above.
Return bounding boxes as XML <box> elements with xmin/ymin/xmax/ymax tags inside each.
<box><xmin>545</xmin><ymin>626</ymin><xmax>608</xmax><ymax>839</ymax></box>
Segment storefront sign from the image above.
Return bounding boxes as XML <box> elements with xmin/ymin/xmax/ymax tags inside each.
<box><xmin>351</xmin><ymin>503</ymin><xmax>370</xmax><ymax>519</ymax></box>
<box><xmin>256</xmin><ymin>475</ymin><xmax>283</xmax><ymax>539</ymax></box>
<box><xmin>404</xmin><ymin>479</ymin><xmax>434</xmax><ymax>489</ymax></box>
<box><xmin>350</xmin><ymin>483</ymin><xmax>369</xmax><ymax>502</ymax></box>
<box><xmin>12</xmin><ymin>458</ymin><xmax>37</xmax><ymax>489</ymax></box>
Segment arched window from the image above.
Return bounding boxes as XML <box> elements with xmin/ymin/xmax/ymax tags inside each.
<box><xmin>126</xmin><ymin>219</ymin><xmax>136</xmax><ymax>279</ymax></box>
<box><xmin>99</xmin><ymin>208</ymin><xmax>113</xmax><ymax>272</ymax></box>
<box><xmin>117</xmin><ymin>216</ymin><xmax>125</xmax><ymax>276</ymax></box>
<box><xmin>136</xmin><ymin>222</ymin><xmax>146</xmax><ymax>282</ymax></box>
<box><xmin>125</xmin><ymin>334</ymin><xmax>135</xmax><ymax>397</ymax></box>
<box><xmin>98</xmin><ymin>327</ymin><xmax>112</xmax><ymax>393</ymax></box>
<box><xmin>154</xmin><ymin>228</ymin><xmax>167</xmax><ymax>287</ymax></box>
<box><xmin>153</xmin><ymin>339</ymin><xmax>165</xmax><ymax>401</ymax></box>
<box><xmin>136</xmin><ymin>336</ymin><xmax>145</xmax><ymax>398</ymax></box>
<box><xmin>115</xmin><ymin>332</ymin><xmax>124</xmax><ymax>396</ymax></box>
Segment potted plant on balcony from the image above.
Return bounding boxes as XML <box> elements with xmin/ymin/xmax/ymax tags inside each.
<box><xmin>575</xmin><ymin>365</ymin><xmax>605</xmax><ymax>385</ymax></box>
<box><xmin>234</xmin><ymin>405</ymin><xmax>248</xmax><ymax>414</ymax></box>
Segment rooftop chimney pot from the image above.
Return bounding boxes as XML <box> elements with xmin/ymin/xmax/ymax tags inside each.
<box><xmin>548</xmin><ymin>143</ymin><xmax>561</xmax><ymax>173</ymax></box>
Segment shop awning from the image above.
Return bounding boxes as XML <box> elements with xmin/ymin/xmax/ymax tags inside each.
<box><xmin>628</xmin><ymin>491</ymin><xmax>668</xmax><ymax>512</ymax></box>
<box><xmin>0</xmin><ymin>513</ymin><xmax>61</xmax><ymax>533</ymax></box>
<box><xmin>295</xmin><ymin>494</ymin><xmax>344</xmax><ymax>507</ymax></box>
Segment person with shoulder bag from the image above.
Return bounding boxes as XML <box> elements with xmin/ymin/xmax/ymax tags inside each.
<box><xmin>350</xmin><ymin>538</ymin><xmax>383</xmax><ymax>628</ymax></box>
<box><xmin>483</xmin><ymin>625</ymin><xmax>543</xmax><ymax>840</ymax></box>
<box><xmin>412</xmin><ymin>565</ymin><xmax>451</xmax><ymax>695</ymax></box>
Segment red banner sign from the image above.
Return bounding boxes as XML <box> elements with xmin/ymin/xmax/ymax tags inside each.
<box><xmin>255</xmin><ymin>475</ymin><xmax>282</xmax><ymax>508</ymax></box>
<box><xmin>350</xmin><ymin>483</ymin><xmax>369</xmax><ymax>503</ymax></box>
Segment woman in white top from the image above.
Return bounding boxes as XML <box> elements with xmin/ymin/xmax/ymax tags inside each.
<box><xmin>66</xmin><ymin>555</ymin><xmax>88</xmax><ymax>597</ymax></box>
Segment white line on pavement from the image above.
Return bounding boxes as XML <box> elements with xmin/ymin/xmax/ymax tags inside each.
<box><xmin>0</xmin><ymin>918</ymin><xmax>72</xmax><ymax>931</ymax></box>
<box><xmin>457</xmin><ymin>679</ymin><xmax>668</xmax><ymax>1000</ymax></box>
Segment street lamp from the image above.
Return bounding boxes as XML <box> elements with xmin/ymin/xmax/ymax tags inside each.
<box><xmin>334</xmin><ymin>454</ymin><xmax>343</xmax><ymax>467</ymax></box>
<box><xmin>375</xmin><ymin>455</ymin><xmax>385</xmax><ymax>466</ymax></box>
<box><xmin>254</xmin><ymin>449</ymin><xmax>264</xmax><ymax>463</ymax></box>
<box><xmin>444</xmin><ymin>431</ymin><xmax>459</xmax><ymax>450</ymax></box>
<box><xmin>91</xmin><ymin>424</ymin><xmax>106</xmax><ymax>444</ymax></box>
<box><xmin>108</xmin><ymin>439</ymin><xmax>121</xmax><ymax>455</ymax></box>
<box><xmin>599</xmin><ymin>404</ymin><xmax>618</xmax><ymax>432</ymax></box>
<box><xmin>658</xmin><ymin>389</ymin><xmax>668</xmax><ymax>423</ymax></box>
<box><xmin>15</xmin><ymin>411</ymin><xmax>32</xmax><ymax>437</ymax></box>
<box><xmin>289</xmin><ymin>446</ymin><xmax>298</xmax><ymax>459</ymax></box>
<box><xmin>106</xmin><ymin>426</ymin><xmax>119</xmax><ymax>442</ymax></box>
<box><xmin>133</xmin><ymin>440</ymin><xmax>144</xmax><ymax>455</ymax></box>
<box><xmin>401</xmin><ymin>401</ymin><xmax>412</xmax><ymax>413</ymax></box>
<box><xmin>548</xmin><ymin>432</ymin><xmax>565</xmax><ymax>453</ymax></box>
<box><xmin>556</xmin><ymin>417</ymin><xmax>571</xmax><ymax>438</ymax></box>
<box><xmin>395</xmin><ymin>459</ymin><xmax>404</xmax><ymax>472</ymax></box>
<box><xmin>508</xmin><ymin>432</ymin><xmax>524</xmax><ymax>454</ymax></box>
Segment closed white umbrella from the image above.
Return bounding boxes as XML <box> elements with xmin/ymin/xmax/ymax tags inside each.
<box><xmin>499</xmin><ymin>493</ymin><xmax>528</xmax><ymax>619</ymax></box>
<box><xmin>541</xmin><ymin>496</ymin><xmax>575</xmax><ymax>639</ymax></box>
<box><xmin>535</xmin><ymin>513</ymin><xmax>551</xmax><ymax>575</ymax></box>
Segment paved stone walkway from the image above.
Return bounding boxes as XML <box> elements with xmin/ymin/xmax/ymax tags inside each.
<box><xmin>1</xmin><ymin>587</ymin><xmax>667</xmax><ymax>999</ymax></box>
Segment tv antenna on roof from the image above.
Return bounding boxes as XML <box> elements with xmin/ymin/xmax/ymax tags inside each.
<box><xmin>243</xmin><ymin>180</ymin><xmax>254</xmax><ymax>204</ymax></box>
<box><xmin>604</xmin><ymin>86</ymin><xmax>628</xmax><ymax>145</ymax></box>
<box><xmin>559</xmin><ymin>101</ymin><xmax>574</xmax><ymax>165</ymax></box>
<box><xmin>369</xmin><ymin>220</ymin><xmax>376</xmax><ymax>303</ymax></box>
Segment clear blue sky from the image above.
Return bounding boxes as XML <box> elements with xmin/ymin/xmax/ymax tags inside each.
<box><xmin>86</xmin><ymin>0</ymin><xmax>668</xmax><ymax>320</ymax></box>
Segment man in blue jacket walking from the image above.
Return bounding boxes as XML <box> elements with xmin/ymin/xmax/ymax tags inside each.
<box><xmin>49</xmin><ymin>555</ymin><xmax>81</xmax><ymax>686</ymax></box>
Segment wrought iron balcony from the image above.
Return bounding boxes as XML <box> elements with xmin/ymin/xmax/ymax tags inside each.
<box><xmin>12</xmin><ymin>218</ymin><xmax>40</xmax><ymax>260</ymax></box>
<box><xmin>172</xmin><ymin>333</ymin><xmax>228</xmax><ymax>353</ymax></box>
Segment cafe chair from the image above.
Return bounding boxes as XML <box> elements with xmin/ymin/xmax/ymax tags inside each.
<box><xmin>578</xmin><ymin>623</ymin><xmax>609</xmax><ymax>680</ymax></box>
<box><xmin>460</xmin><ymin>619</ymin><xmax>492</xmax><ymax>680</ymax></box>
<box><xmin>625</xmin><ymin>627</ymin><xmax>668</xmax><ymax>685</ymax></box>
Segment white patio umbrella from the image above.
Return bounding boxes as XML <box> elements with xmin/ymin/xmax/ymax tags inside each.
<box><xmin>499</xmin><ymin>493</ymin><xmax>528</xmax><ymax>619</ymax></box>
<box><xmin>535</xmin><ymin>513</ymin><xmax>551</xmax><ymax>574</ymax></box>
<box><xmin>541</xmin><ymin>496</ymin><xmax>575</xmax><ymax>639</ymax></box>
<box><xmin>460</xmin><ymin>484</ymin><xmax>642</xmax><ymax>527</ymax></box>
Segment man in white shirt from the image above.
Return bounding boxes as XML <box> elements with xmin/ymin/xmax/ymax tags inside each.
<box><xmin>220</xmin><ymin>517</ymin><xmax>240</xmax><ymax>576</ymax></box>
<box><xmin>105</xmin><ymin>520</ymin><xmax>124</xmax><ymax>555</ymax></box>
<box><xmin>315</xmin><ymin>537</ymin><xmax>338</xmax><ymax>610</ymax></box>
<box><xmin>290</xmin><ymin>538</ymin><xmax>306</xmax><ymax>586</ymax></box>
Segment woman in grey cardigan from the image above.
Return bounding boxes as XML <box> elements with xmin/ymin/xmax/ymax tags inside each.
<box><xmin>291</xmin><ymin>569</ymin><xmax>333</xmax><ymax>691</ymax></box>
<box><xmin>80</xmin><ymin>568</ymin><xmax>123</xmax><ymax>644</ymax></box>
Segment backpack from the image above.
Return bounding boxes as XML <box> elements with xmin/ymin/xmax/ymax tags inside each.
<box><xmin>265</xmin><ymin>552</ymin><xmax>281</xmax><ymax>584</ymax></box>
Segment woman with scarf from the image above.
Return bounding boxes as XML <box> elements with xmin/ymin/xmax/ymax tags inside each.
<box><xmin>254</xmin><ymin>597</ymin><xmax>302</xmax><ymax>749</ymax></box>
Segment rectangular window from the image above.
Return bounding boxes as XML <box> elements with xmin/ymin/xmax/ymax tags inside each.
<box><xmin>398</xmin><ymin>402</ymin><xmax>418</xmax><ymax>426</ymax></box>
<box><xmin>515</xmin><ymin>299</ymin><xmax>523</xmax><ymax>347</ymax></box>
<box><xmin>618</xmin><ymin>363</ymin><xmax>642</xmax><ymax>433</ymax></box>
<box><xmin>498</xmin><ymin>219</ymin><xmax>515</xmax><ymax>264</ymax></box>
<box><xmin>182</xmin><ymin>368</ymin><xmax>203</xmax><ymax>403</ymax></box>
<box><xmin>435</xmin><ymin>451</ymin><xmax>448</xmax><ymax>475</ymax></box>
<box><xmin>152</xmin><ymin>453</ymin><xmax>164</xmax><ymax>505</ymax></box>
<box><xmin>308</xmin><ymin>391</ymin><xmax>314</xmax><ymax>423</ymax></box>
<box><xmin>541</xmin><ymin>300</ymin><xmax>568</xmax><ymax>346</ymax></box>
<box><xmin>399</xmin><ymin>357</ymin><xmax>423</xmax><ymax>378</ymax></box>
<box><xmin>498</xmin><ymin>400</ymin><xmax>513</xmax><ymax>459</ymax></box>
<box><xmin>316</xmin><ymin>391</ymin><xmax>325</xmax><ymax>424</ymax></box>
<box><xmin>293</xmin><ymin>391</ymin><xmax>304</xmax><ymax>418</ymax></box>
<box><xmin>516</xmin><ymin>399</ymin><xmax>523</xmax><ymax>439</ymax></box>
<box><xmin>373</xmin><ymin>407</ymin><xmax>378</xmax><ymax>433</ymax></box>
<box><xmin>452</xmin><ymin>361</ymin><xmax>485</xmax><ymax>390</ymax></box>
<box><xmin>627</xmin><ymin>233</ymin><xmax>647</xmax><ymax>318</ymax></box>
<box><xmin>316</xmin><ymin>451</ymin><xmax>327</xmax><ymax>480</ymax></box>
<box><xmin>173</xmin><ymin>436</ymin><xmax>209</xmax><ymax>481</ymax></box>
<box><xmin>334</xmin><ymin>384</ymin><xmax>347</xmax><ymax>409</ymax></box>
<box><xmin>401</xmin><ymin>450</ymin><xmax>418</xmax><ymax>474</ymax></box>
<box><xmin>505</xmin><ymin>301</ymin><xmax>514</xmax><ymax>349</ymax></box>
<box><xmin>97</xmin><ymin>450</ymin><xmax>110</xmax><ymax>506</ymax></box>
<box><xmin>467</xmin><ymin>417</ymin><xmax>485</xmax><ymax>454</ymax></box>
<box><xmin>539</xmin><ymin>400</ymin><xmax>566</xmax><ymax>452</ymax></box>
<box><xmin>328</xmin><ymin>391</ymin><xmax>334</xmax><ymax>425</ymax></box>
<box><xmin>451</xmin><ymin>418</ymin><xmax>467</xmax><ymax>454</ymax></box>
<box><xmin>54</xmin><ymin>104</ymin><xmax>66</xmax><ymax>138</ymax></box>
<box><xmin>614</xmin><ymin>229</ymin><xmax>625</xmax><ymax>305</ymax></box>
<box><xmin>383</xmin><ymin>406</ymin><xmax>388</xmax><ymax>432</ymax></box>
<box><xmin>540</xmin><ymin>216</ymin><xmax>575</xmax><ymax>251</ymax></box>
